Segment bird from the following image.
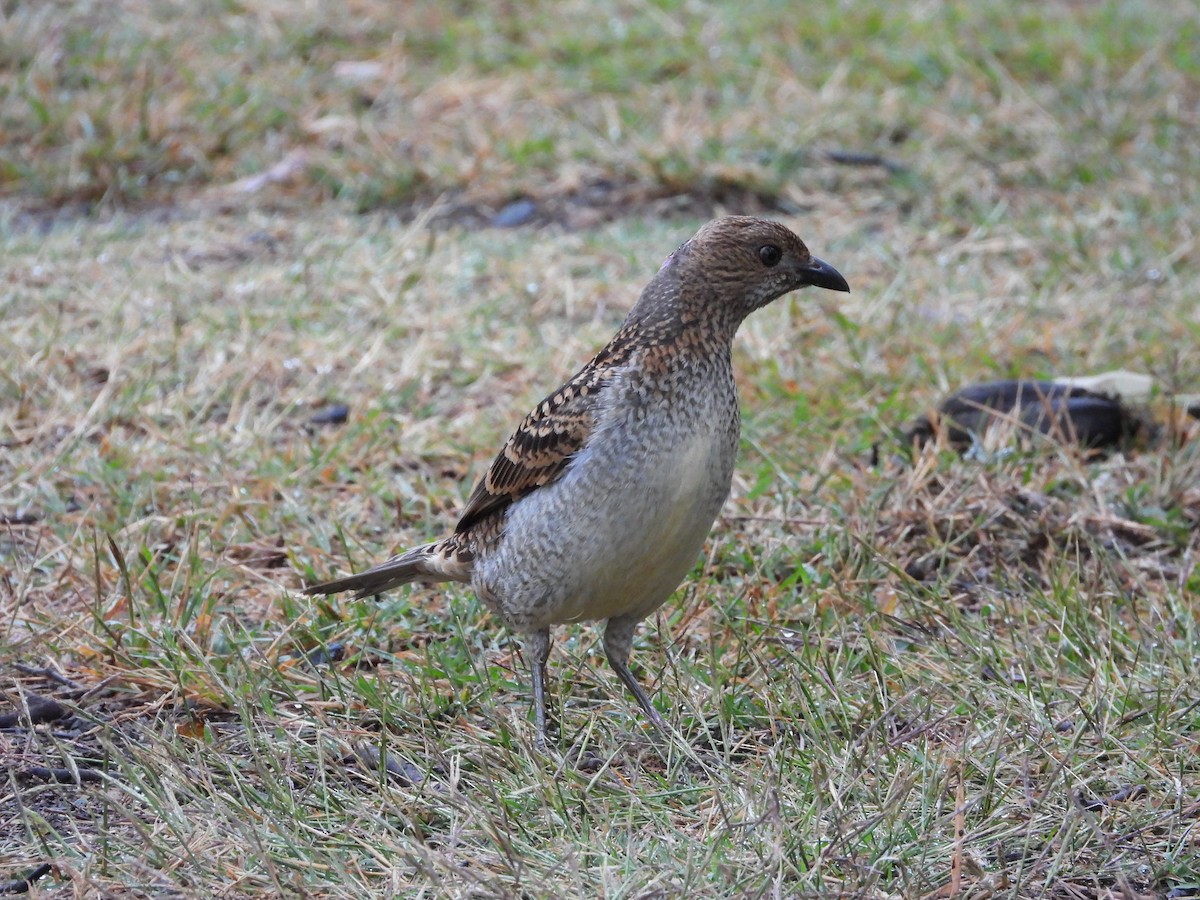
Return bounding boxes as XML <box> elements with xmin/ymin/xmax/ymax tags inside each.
<box><xmin>303</xmin><ymin>216</ymin><xmax>850</xmax><ymax>744</ymax></box>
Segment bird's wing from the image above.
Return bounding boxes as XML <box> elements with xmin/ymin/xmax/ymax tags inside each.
<box><xmin>455</xmin><ymin>340</ymin><xmax>632</xmax><ymax>534</ymax></box>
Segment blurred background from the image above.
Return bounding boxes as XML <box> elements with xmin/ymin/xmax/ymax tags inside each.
<box><xmin>4</xmin><ymin>0</ymin><xmax>1194</xmax><ymax>232</ymax></box>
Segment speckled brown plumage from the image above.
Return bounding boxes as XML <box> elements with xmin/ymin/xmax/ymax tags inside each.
<box><xmin>303</xmin><ymin>216</ymin><xmax>850</xmax><ymax>745</ymax></box>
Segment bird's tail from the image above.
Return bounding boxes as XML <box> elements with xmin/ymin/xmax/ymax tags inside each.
<box><xmin>302</xmin><ymin>536</ymin><xmax>474</xmax><ymax>600</ymax></box>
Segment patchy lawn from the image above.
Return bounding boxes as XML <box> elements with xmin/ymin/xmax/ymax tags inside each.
<box><xmin>2</xmin><ymin>1</ymin><xmax>1198</xmax><ymax>896</ymax></box>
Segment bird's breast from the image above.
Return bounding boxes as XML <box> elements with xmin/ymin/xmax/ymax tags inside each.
<box><xmin>478</xmin><ymin>375</ymin><xmax>740</xmax><ymax>628</ymax></box>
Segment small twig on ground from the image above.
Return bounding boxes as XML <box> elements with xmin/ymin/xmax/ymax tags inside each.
<box><xmin>824</xmin><ymin>149</ymin><xmax>907</xmax><ymax>173</ymax></box>
<box><xmin>14</xmin><ymin>766</ymin><xmax>106</xmax><ymax>785</ymax></box>
<box><xmin>12</xmin><ymin>663</ymin><xmax>84</xmax><ymax>691</ymax></box>
<box><xmin>0</xmin><ymin>696</ymin><xmax>68</xmax><ymax>728</ymax></box>
<box><xmin>0</xmin><ymin>863</ymin><xmax>53</xmax><ymax>895</ymax></box>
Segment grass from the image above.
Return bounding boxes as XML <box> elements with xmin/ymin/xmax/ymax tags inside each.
<box><xmin>2</xmin><ymin>0</ymin><xmax>1199</xmax><ymax>896</ymax></box>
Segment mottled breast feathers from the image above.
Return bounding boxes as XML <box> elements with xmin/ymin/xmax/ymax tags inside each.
<box><xmin>454</xmin><ymin>334</ymin><xmax>638</xmax><ymax>535</ymax></box>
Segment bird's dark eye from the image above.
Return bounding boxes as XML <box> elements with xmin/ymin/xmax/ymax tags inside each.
<box><xmin>758</xmin><ymin>245</ymin><xmax>782</xmax><ymax>267</ymax></box>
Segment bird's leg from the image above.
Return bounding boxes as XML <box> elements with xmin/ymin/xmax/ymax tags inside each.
<box><xmin>603</xmin><ymin>615</ymin><xmax>667</xmax><ymax>732</ymax></box>
<box><xmin>526</xmin><ymin>628</ymin><xmax>552</xmax><ymax>747</ymax></box>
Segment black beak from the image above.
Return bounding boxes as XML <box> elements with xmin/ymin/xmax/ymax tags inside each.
<box><xmin>799</xmin><ymin>257</ymin><xmax>850</xmax><ymax>293</ymax></box>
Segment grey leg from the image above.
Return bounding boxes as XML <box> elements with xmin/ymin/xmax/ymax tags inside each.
<box><xmin>526</xmin><ymin>628</ymin><xmax>552</xmax><ymax>747</ymax></box>
<box><xmin>603</xmin><ymin>615</ymin><xmax>666</xmax><ymax>731</ymax></box>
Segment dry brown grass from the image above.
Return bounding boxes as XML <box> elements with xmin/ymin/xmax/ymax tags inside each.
<box><xmin>2</xmin><ymin>1</ymin><xmax>1199</xmax><ymax>897</ymax></box>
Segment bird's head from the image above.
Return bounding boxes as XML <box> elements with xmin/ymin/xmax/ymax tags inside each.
<box><xmin>679</xmin><ymin>216</ymin><xmax>850</xmax><ymax>317</ymax></box>
<box><xmin>628</xmin><ymin>216</ymin><xmax>850</xmax><ymax>344</ymax></box>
